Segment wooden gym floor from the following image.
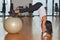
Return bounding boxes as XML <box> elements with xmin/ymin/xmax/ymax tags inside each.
<box><xmin>0</xmin><ymin>16</ymin><xmax>60</xmax><ymax>40</ymax></box>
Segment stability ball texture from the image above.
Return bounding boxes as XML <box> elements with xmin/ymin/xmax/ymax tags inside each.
<box><xmin>4</xmin><ymin>17</ymin><xmax>22</xmax><ymax>33</ymax></box>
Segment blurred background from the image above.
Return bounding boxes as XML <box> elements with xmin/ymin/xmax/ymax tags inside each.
<box><xmin>0</xmin><ymin>0</ymin><xmax>60</xmax><ymax>40</ymax></box>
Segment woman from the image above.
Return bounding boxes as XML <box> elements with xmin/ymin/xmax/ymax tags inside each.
<box><xmin>10</xmin><ymin>2</ymin><xmax>47</xmax><ymax>36</ymax></box>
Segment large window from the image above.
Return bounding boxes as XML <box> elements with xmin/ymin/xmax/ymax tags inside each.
<box><xmin>32</xmin><ymin>0</ymin><xmax>59</xmax><ymax>16</ymax></box>
<box><xmin>0</xmin><ymin>0</ymin><xmax>10</xmax><ymax>39</ymax></box>
<box><xmin>0</xmin><ymin>0</ymin><xmax>10</xmax><ymax>15</ymax></box>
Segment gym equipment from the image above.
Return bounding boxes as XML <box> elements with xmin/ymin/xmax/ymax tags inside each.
<box><xmin>55</xmin><ymin>3</ymin><xmax>59</xmax><ymax>12</ymax></box>
<box><xmin>52</xmin><ymin>0</ymin><xmax>59</xmax><ymax>16</ymax></box>
<box><xmin>4</xmin><ymin>17</ymin><xmax>22</xmax><ymax>33</ymax></box>
<box><xmin>55</xmin><ymin>3</ymin><xmax>59</xmax><ymax>16</ymax></box>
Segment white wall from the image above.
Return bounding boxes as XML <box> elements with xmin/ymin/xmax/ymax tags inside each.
<box><xmin>12</xmin><ymin>0</ymin><xmax>32</xmax><ymax>9</ymax></box>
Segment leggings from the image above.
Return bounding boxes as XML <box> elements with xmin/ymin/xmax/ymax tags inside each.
<box><xmin>19</xmin><ymin>2</ymin><xmax>43</xmax><ymax>13</ymax></box>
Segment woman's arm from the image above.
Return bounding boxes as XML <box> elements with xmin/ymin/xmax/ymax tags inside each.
<box><xmin>42</xmin><ymin>16</ymin><xmax>47</xmax><ymax>33</ymax></box>
<box><xmin>38</xmin><ymin>6</ymin><xmax>47</xmax><ymax>33</ymax></box>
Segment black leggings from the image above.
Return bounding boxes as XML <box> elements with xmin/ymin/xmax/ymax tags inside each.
<box><xmin>19</xmin><ymin>2</ymin><xmax>43</xmax><ymax>13</ymax></box>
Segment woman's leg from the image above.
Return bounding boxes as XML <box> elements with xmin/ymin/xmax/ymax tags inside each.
<box><xmin>19</xmin><ymin>2</ymin><xmax>43</xmax><ymax>13</ymax></box>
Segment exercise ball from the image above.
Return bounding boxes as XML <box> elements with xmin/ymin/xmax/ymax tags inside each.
<box><xmin>4</xmin><ymin>17</ymin><xmax>22</xmax><ymax>33</ymax></box>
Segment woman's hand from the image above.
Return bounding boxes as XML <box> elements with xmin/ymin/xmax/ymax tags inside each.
<box><xmin>15</xmin><ymin>9</ymin><xmax>20</xmax><ymax>14</ymax></box>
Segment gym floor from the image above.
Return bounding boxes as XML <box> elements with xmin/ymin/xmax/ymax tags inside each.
<box><xmin>0</xmin><ymin>16</ymin><xmax>60</xmax><ymax>40</ymax></box>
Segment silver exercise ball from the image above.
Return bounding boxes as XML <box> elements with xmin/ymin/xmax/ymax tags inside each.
<box><xmin>4</xmin><ymin>17</ymin><xmax>22</xmax><ymax>33</ymax></box>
